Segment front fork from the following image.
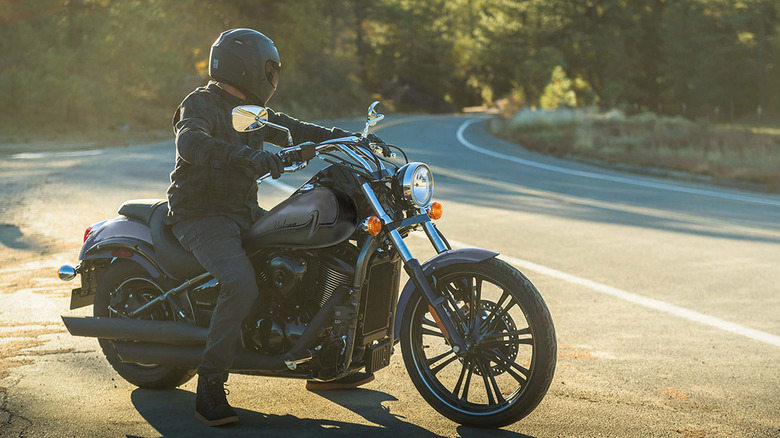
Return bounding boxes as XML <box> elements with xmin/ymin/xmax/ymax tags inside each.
<box><xmin>360</xmin><ymin>184</ymin><xmax>467</xmax><ymax>352</ymax></box>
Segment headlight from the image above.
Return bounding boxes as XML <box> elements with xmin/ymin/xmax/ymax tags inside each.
<box><xmin>396</xmin><ymin>162</ymin><xmax>434</xmax><ymax>208</ymax></box>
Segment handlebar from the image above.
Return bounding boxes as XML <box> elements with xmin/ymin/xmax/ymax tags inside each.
<box><xmin>256</xmin><ymin>136</ymin><xmax>395</xmax><ymax>184</ymax></box>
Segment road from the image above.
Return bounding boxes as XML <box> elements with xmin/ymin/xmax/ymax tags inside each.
<box><xmin>1</xmin><ymin>114</ymin><xmax>779</xmax><ymax>437</ymax></box>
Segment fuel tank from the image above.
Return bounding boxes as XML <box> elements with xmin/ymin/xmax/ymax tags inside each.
<box><xmin>243</xmin><ymin>187</ymin><xmax>357</xmax><ymax>252</ymax></box>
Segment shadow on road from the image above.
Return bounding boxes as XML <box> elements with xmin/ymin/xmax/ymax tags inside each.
<box><xmin>0</xmin><ymin>224</ymin><xmax>31</xmax><ymax>249</ymax></box>
<box><xmin>311</xmin><ymin>389</ymin><xmax>534</xmax><ymax>438</ymax></box>
<box><xmin>130</xmin><ymin>388</ymin><xmax>535</xmax><ymax>437</ymax></box>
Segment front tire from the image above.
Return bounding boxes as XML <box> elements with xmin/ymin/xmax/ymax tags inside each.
<box><xmin>94</xmin><ymin>260</ymin><xmax>196</xmax><ymax>389</ymax></box>
<box><xmin>400</xmin><ymin>258</ymin><xmax>556</xmax><ymax>428</ymax></box>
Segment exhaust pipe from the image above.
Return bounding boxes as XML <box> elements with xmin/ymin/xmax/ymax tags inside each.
<box><xmin>113</xmin><ymin>342</ymin><xmax>305</xmax><ymax>371</ymax></box>
<box><xmin>62</xmin><ymin>316</ymin><xmax>208</xmax><ymax>345</ymax></box>
<box><xmin>70</xmin><ymin>286</ymin><xmax>348</xmax><ymax>371</ymax></box>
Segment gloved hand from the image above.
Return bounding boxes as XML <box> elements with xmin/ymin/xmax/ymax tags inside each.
<box><xmin>234</xmin><ymin>146</ymin><xmax>284</xmax><ymax>179</ymax></box>
<box><xmin>248</xmin><ymin>150</ymin><xmax>284</xmax><ymax>179</ymax></box>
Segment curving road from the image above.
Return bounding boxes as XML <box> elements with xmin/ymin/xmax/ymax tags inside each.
<box><xmin>1</xmin><ymin>114</ymin><xmax>779</xmax><ymax>437</ymax></box>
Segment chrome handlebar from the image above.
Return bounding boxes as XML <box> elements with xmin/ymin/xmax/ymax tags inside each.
<box><xmin>256</xmin><ymin>99</ymin><xmax>389</xmax><ymax>184</ymax></box>
<box><xmin>256</xmin><ymin>136</ymin><xmax>392</xmax><ymax>184</ymax></box>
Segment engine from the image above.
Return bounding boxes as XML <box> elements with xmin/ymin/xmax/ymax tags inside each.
<box><xmin>186</xmin><ymin>246</ymin><xmax>357</xmax><ymax>356</ymax></box>
<box><xmin>248</xmin><ymin>249</ymin><xmax>355</xmax><ymax>355</ymax></box>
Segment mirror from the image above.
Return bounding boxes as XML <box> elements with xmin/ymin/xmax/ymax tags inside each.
<box><xmin>232</xmin><ymin>105</ymin><xmax>268</xmax><ymax>132</ymax></box>
<box><xmin>362</xmin><ymin>101</ymin><xmax>384</xmax><ymax>137</ymax></box>
<box><xmin>367</xmin><ymin>101</ymin><xmax>382</xmax><ymax>126</ymax></box>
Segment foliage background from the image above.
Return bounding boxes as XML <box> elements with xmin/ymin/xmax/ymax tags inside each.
<box><xmin>1</xmin><ymin>0</ymin><xmax>779</xmax><ymax>136</ymax></box>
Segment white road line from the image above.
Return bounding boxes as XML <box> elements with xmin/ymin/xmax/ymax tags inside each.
<box><xmin>414</xmin><ymin>233</ymin><xmax>780</xmax><ymax>349</ymax></box>
<box><xmin>456</xmin><ymin>118</ymin><xmax>780</xmax><ymax>207</ymax></box>
<box><xmin>11</xmin><ymin>150</ymin><xmax>104</xmax><ymax>159</ymax></box>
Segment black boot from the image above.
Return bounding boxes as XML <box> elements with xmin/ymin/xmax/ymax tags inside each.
<box><xmin>195</xmin><ymin>376</ymin><xmax>238</xmax><ymax>426</ymax></box>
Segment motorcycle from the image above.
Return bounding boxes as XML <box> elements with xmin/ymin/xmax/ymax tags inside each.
<box><xmin>58</xmin><ymin>102</ymin><xmax>556</xmax><ymax>428</ymax></box>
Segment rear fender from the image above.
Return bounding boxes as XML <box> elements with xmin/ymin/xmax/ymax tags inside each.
<box><xmin>80</xmin><ymin>216</ymin><xmax>167</xmax><ymax>279</ymax></box>
<box><xmin>80</xmin><ymin>216</ymin><xmax>152</xmax><ymax>259</ymax></box>
<box><xmin>82</xmin><ymin>241</ymin><xmax>163</xmax><ymax>279</ymax></box>
<box><xmin>393</xmin><ymin>248</ymin><xmax>498</xmax><ymax>340</ymax></box>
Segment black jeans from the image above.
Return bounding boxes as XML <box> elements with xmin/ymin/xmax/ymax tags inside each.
<box><xmin>172</xmin><ymin>216</ymin><xmax>258</xmax><ymax>380</ymax></box>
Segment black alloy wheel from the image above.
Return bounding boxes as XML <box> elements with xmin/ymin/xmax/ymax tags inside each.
<box><xmin>400</xmin><ymin>258</ymin><xmax>556</xmax><ymax>428</ymax></box>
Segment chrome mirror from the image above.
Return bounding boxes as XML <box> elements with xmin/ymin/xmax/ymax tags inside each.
<box><xmin>232</xmin><ymin>105</ymin><xmax>268</xmax><ymax>132</ymax></box>
<box><xmin>362</xmin><ymin>101</ymin><xmax>384</xmax><ymax>137</ymax></box>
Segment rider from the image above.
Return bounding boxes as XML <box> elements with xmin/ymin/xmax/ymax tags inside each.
<box><xmin>166</xmin><ymin>28</ymin><xmax>383</xmax><ymax>427</ymax></box>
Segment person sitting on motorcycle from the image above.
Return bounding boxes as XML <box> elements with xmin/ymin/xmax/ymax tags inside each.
<box><xmin>166</xmin><ymin>28</ymin><xmax>383</xmax><ymax>427</ymax></box>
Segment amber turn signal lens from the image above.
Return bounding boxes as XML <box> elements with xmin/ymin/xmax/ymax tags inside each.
<box><xmin>366</xmin><ymin>216</ymin><xmax>382</xmax><ymax>236</ymax></box>
<box><xmin>428</xmin><ymin>202</ymin><xmax>443</xmax><ymax>220</ymax></box>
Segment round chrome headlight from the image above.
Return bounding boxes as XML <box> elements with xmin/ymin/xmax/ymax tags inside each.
<box><xmin>397</xmin><ymin>162</ymin><xmax>434</xmax><ymax>208</ymax></box>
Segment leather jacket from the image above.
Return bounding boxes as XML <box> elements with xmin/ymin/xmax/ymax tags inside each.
<box><xmin>165</xmin><ymin>82</ymin><xmax>350</xmax><ymax>230</ymax></box>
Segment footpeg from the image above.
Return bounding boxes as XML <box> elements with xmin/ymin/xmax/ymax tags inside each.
<box><xmin>283</xmin><ymin>350</ymin><xmax>313</xmax><ymax>370</ymax></box>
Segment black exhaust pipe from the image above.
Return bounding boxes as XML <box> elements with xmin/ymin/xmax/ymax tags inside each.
<box><xmin>62</xmin><ymin>316</ymin><xmax>208</xmax><ymax>345</ymax></box>
<box><xmin>105</xmin><ymin>286</ymin><xmax>348</xmax><ymax>371</ymax></box>
<box><xmin>113</xmin><ymin>342</ymin><xmax>300</xmax><ymax>371</ymax></box>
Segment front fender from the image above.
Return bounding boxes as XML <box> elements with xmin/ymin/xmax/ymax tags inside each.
<box><xmin>393</xmin><ymin>247</ymin><xmax>498</xmax><ymax>340</ymax></box>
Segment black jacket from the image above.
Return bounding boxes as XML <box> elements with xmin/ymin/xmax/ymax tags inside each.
<box><xmin>165</xmin><ymin>82</ymin><xmax>350</xmax><ymax>229</ymax></box>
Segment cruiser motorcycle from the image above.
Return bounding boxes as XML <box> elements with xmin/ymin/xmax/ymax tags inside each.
<box><xmin>58</xmin><ymin>102</ymin><xmax>556</xmax><ymax>428</ymax></box>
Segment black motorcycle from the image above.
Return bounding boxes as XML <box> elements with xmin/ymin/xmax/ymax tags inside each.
<box><xmin>58</xmin><ymin>102</ymin><xmax>556</xmax><ymax>428</ymax></box>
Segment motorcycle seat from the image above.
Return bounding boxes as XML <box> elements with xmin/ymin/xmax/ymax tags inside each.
<box><xmin>118</xmin><ymin>200</ymin><xmax>206</xmax><ymax>280</ymax></box>
<box><xmin>118</xmin><ymin>199</ymin><xmax>162</xmax><ymax>224</ymax></box>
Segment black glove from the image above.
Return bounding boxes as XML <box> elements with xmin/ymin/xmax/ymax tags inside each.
<box><xmin>252</xmin><ymin>150</ymin><xmax>283</xmax><ymax>179</ymax></box>
<box><xmin>233</xmin><ymin>146</ymin><xmax>283</xmax><ymax>178</ymax></box>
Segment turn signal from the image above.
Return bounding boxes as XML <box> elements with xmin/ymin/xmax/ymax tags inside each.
<box><xmin>427</xmin><ymin>202</ymin><xmax>443</xmax><ymax>220</ymax></box>
<box><xmin>366</xmin><ymin>216</ymin><xmax>382</xmax><ymax>236</ymax></box>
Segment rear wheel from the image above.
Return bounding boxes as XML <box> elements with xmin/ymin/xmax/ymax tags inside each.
<box><xmin>94</xmin><ymin>260</ymin><xmax>196</xmax><ymax>389</ymax></box>
<box><xmin>400</xmin><ymin>258</ymin><xmax>556</xmax><ymax>428</ymax></box>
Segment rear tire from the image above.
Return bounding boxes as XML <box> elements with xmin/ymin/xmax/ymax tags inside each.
<box><xmin>94</xmin><ymin>260</ymin><xmax>196</xmax><ymax>389</ymax></box>
<box><xmin>400</xmin><ymin>258</ymin><xmax>556</xmax><ymax>428</ymax></box>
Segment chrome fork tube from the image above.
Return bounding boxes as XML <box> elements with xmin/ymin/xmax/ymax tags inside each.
<box><xmin>422</xmin><ymin>221</ymin><xmax>448</xmax><ymax>254</ymax></box>
<box><xmin>360</xmin><ymin>183</ymin><xmax>413</xmax><ymax>262</ymax></box>
<box><xmin>360</xmin><ymin>182</ymin><xmax>465</xmax><ymax>350</ymax></box>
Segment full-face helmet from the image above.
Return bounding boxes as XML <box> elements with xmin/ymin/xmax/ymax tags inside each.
<box><xmin>209</xmin><ymin>28</ymin><xmax>281</xmax><ymax>105</ymax></box>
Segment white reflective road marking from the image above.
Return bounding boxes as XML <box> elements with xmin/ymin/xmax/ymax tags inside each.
<box><xmin>456</xmin><ymin>118</ymin><xmax>780</xmax><ymax>207</ymax></box>
<box><xmin>11</xmin><ymin>150</ymin><xmax>104</xmax><ymax>159</ymax></box>
<box><xmin>411</xmin><ymin>232</ymin><xmax>780</xmax><ymax>349</ymax></box>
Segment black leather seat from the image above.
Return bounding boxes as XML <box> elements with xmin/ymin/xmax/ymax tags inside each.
<box><xmin>118</xmin><ymin>199</ymin><xmax>163</xmax><ymax>224</ymax></box>
<box><xmin>118</xmin><ymin>200</ymin><xmax>205</xmax><ymax>279</ymax></box>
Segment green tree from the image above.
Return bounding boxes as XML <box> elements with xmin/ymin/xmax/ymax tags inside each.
<box><xmin>540</xmin><ymin>66</ymin><xmax>576</xmax><ymax>110</ymax></box>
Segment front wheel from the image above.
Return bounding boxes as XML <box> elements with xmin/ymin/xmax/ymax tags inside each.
<box><xmin>400</xmin><ymin>258</ymin><xmax>556</xmax><ymax>428</ymax></box>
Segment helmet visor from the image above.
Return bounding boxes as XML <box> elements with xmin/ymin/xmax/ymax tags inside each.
<box><xmin>265</xmin><ymin>60</ymin><xmax>280</xmax><ymax>90</ymax></box>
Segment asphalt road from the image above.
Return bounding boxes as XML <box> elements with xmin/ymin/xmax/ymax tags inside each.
<box><xmin>1</xmin><ymin>114</ymin><xmax>779</xmax><ymax>437</ymax></box>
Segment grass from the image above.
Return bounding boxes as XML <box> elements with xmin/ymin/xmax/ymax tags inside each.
<box><xmin>488</xmin><ymin>108</ymin><xmax>780</xmax><ymax>192</ymax></box>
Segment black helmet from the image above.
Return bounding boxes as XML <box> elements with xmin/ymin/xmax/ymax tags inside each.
<box><xmin>209</xmin><ymin>28</ymin><xmax>281</xmax><ymax>105</ymax></box>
